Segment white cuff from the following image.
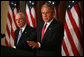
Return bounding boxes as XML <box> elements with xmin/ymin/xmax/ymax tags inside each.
<box><xmin>37</xmin><ymin>42</ymin><xmax>41</xmax><ymax>48</ymax></box>
<box><xmin>12</xmin><ymin>46</ymin><xmax>16</xmax><ymax>49</ymax></box>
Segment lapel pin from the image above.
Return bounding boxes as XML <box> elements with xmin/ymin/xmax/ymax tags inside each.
<box><xmin>25</xmin><ymin>32</ymin><xmax>27</xmax><ymax>34</ymax></box>
<box><xmin>49</xmin><ymin>28</ymin><xmax>52</xmax><ymax>30</ymax></box>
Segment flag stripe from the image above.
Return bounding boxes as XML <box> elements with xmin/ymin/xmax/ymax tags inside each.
<box><xmin>10</xmin><ymin>35</ymin><xmax>14</xmax><ymax>47</ymax></box>
<box><xmin>6</xmin><ymin>25</ymin><xmax>10</xmax><ymax>38</ymax></box>
<box><xmin>25</xmin><ymin>12</ymin><xmax>30</xmax><ymax>25</ymax></box>
<box><xmin>67</xmin><ymin>10</ymin><xmax>82</xmax><ymax>55</ymax></box>
<box><xmin>62</xmin><ymin>45</ymin><xmax>66</xmax><ymax>56</ymax></box>
<box><xmin>31</xmin><ymin>6</ymin><xmax>37</xmax><ymax>27</ymax></box>
<box><xmin>62</xmin><ymin>38</ymin><xmax>70</xmax><ymax>56</ymax></box>
<box><xmin>74</xmin><ymin>4</ymin><xmax>80</xmax><ymax>19</ymax></box>
<box><xmin>68</xmin><ymin>8</ymin><xmax>83</xmax><ymax>56</ymax></box>
<box><xmin>5</xmin><ymin>1</ymin><xmax>19</xmax><ymax>47</ymax></box>
<box><xmin>71</xmin><ymin>5</ymin><xmax>82</xmax><ymax>35</ymax></box>
<box><xmin>5</xmin><ymin>31</ymin><xmax>10</xmax><ymax>46</ymax></box>
<box><xmin>11</xmin><ymin>27</ymin><xmax>14</xmax><ymax>40</ymax></box>
<box><xmin>26</xmin><ymin>1</ymin><xmax>37</xmax><ymax>28</ymax></box>
<box><xmin>68</xmin><ymin>10</ymin><xmax>82</xmax><ymax>47</ymax></box>
<box><xmin>74</xmin><ymin>4</ymin><xmax>83</xmax><ymax>33</ymax></box>
<box><xmin>65</xmin><ymin>20</ymin><xmax>80</xmax><ymax>56</ymax></box>
<box><xmin>62</xmin><ymin>1</ymin><xmax>83</xmax><ymax>56</ymax></box>
<box><xmin>9</xmin><ymin>10</ymin><xmax>14</xmax><ymax>47</ymax></box>
<box><xmin>71</xmin><ymin>6</ymin><xmax>80</xmax><ymax>28</ymax></box>
<box><xmin>7</xmin><ymin>17</ymin><xmax>11</xmax><ymax>31</ymax></box>
<box><xmin>30</xmin><ymin>10</ymin><xmax>35</xmax><ymax>28</ymax></box>
<box><xmin>12</xmin><ymin>11</ymin><xmax>17</xmax><ymax>30</ymax></box>
<box><xmin>5</xmin><ymin>17</ymin><xmax>11</xmax><ymax>46</ymax></box>
<box><xmin>12</xmin><ymin>11</ymin><xmax>16</xmax><ymax>31</ymax></box>
<box><xmin>5</xmin><ymin>26</ymin><xmax>10</xmax><ymax>45</ymax></box>
<box><xmin>71</xmin><ymin>5</ymin><xmax>82</xmax><ymax>37</ymax></box>
<box><xmin>66</xmin><ymin>12</ymin><xmax>81</xmax><ymax>55</ymax></box>
<box><xmin>64</xmin><ymin>31</ymin><xmax>74</xmax><ymax>56</ymax></box>
<box><xmin>31</xmin><ymin>7</ymin><xmax>36</xmax><ymax>19</ymax></box>
<box><xmin>65</xmin><ymin>12</ymin><xmax>79</xmax><ymax>55</ymax></box>
<box><xmin>26</xmin><ymin>4</ymin><xmax>33</xmax><ymax>27</ymax></box>
<box><xmin>5</xmin><ymin>37</ymin><xmax>9</xmax><ymax>46</ymax></box>
<box><xmin>8</xmin><ymin>12</ymin><xmax>12</xmax><ymax>25</ymax></box>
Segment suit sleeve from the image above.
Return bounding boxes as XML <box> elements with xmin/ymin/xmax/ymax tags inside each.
<box><xmin>14</xmin><ymin>30</ymin><xmax>18</xmax><ymax>46</ymax></box>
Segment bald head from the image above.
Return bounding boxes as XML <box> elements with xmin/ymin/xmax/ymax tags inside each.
<box><xmin>15</xmin><ymin>12</ymin><xmax>26</xmax><ymax>28</ymax></box>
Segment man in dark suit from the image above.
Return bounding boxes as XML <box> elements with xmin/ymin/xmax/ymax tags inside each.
<box><xmin>27</xmin><ymin>2</ymin><xmax>64</xmax><ymax>56</ymax></box>
<box><xmin>14</xmin><ymin>12</ymin><xmax>36</xmax><ymax>52</ymax></box>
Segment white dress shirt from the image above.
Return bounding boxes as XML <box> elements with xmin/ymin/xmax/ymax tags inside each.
<box><xmin>44</xmin><ymin>19</ymin><xmax>54</xmax><ymax>33</ymax></box>
<box><xmin>19</xmin><ymin>23</ymin><xmax>27</xmax><ymax>34</ymax></box>
<box><xmin>13</xmin><ymin>23</ymin><xmax>27</xmax><ymax>49</ymax></box>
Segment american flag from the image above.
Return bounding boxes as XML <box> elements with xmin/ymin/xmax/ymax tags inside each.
<box><xmin>26</xmin><ymin>1</ymin><xmax>37</xmax><ymax>28</ymax></box>
<box><xmin>62</xmin><ymin>1</ymin><xmax>83</xmax><ymax>56</ymax></box>
<box><xmin>5</xmin><ymin>1</ymin><xmax>19</xmax><ymax>47</ymax></box>
<box><xmin>47</xmin><ymin>1</ymin><xmax>60</xmax><ymax>19</ymax></box>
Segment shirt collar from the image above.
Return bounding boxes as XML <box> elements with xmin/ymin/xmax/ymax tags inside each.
<box><xmin>20</xmin><ymin>23</ymin><xmax>27</xmax><ymax>33</ymax></box>
<box><xmin>44</xmin><ymin>18</ymin><xmax>54</xmax><ymax>25</ymax></box>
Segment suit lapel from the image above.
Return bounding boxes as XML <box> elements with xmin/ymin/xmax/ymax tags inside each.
<box><xmin>17</xmin><ymin>25</ymin><xmax>28</xmax><ymax>45</ymax></box>
<box><xmin>15</xmin><ymin>29</ymin><xmax>19</xmax><ymax>46</ymax></box>
<box><xmin>41</xmin><ymin>19</ymin><xmax>57</xmax><ymax>42</ymax></box>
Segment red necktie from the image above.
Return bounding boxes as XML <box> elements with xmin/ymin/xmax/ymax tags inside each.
<box><xmin>41</xmin><ymin>23</ymin><xmax>47</xmax><ymax>41</ymax></box>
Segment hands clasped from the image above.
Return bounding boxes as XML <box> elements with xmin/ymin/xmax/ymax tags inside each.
<box><xmin>27</xmin><ymin>41</ymin><xmax>39</xmax><ymax>49</ymax></box>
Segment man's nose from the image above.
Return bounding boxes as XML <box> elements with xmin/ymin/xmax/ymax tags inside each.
<box><xmin>44</xmin><ymin>14</ymin><xmax>47</xmax><ymax>17</ymax></box>
<box><xmin>17</xmin><ymin>20</ymin><xmax>20</xmax><ymax>23</ymax></box>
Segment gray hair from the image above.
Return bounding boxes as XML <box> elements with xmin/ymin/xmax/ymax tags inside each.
<box><xmin>41</xmin><ymin>2</ymin><xmax>55</xmax><ymax>13</ymax></box>
<box><xmin>16</xmin><ymin>12</ymin><xmax>26</xmax><ymax>20</ymax></box>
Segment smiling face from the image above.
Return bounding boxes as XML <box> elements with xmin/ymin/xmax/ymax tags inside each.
<box><xmin>15</xmin><ymin>13</ymin><xmax>26</xmax><ymax>28</ymax></box>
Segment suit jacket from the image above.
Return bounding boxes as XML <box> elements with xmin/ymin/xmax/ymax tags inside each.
<box><xmin>14</xmin><ymin>24</ymin><xmax>36</xmax><ymax>52</ymax></box>
<box><xmin>36</xmin><ymin>19</ymin><xmax>64</xmax><ymax>56</ymax></box>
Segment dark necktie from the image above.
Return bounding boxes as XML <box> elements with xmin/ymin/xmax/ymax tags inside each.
<box><xmin>17</xmin><ymin>29</ymin><xmax>22</xmax><ymax>45</ymax></box>
<box><xmin>41</xmin><ymin>23</ymin><xmax>47</xmax><ymax>41</ymax></box>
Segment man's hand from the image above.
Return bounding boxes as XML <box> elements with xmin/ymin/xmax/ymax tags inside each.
<box><xmin>27</xmin><ymin>41</ymin><xmax>39</xmax><ymax>49</ymax></box>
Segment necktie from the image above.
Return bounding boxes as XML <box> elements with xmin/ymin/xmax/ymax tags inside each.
<box><xmin>41</xmin><ymin>23</ymin><xmax>47</xmax><ymax>41</ymax></box>
<box><xmin>17</xmin><ymin>29</ymin><xmax>22</xmax><ymax>45</ymax></box>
